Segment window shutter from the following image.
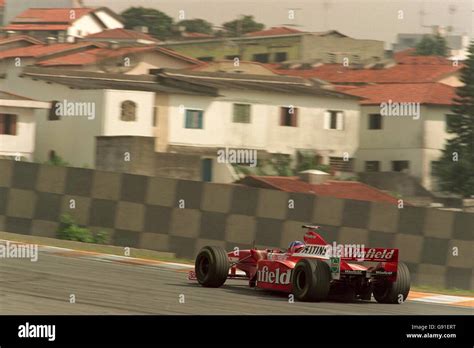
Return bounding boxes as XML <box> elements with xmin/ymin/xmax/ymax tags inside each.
<box><xmin>0</xmin><ymin>114</ymin><xmax>4</xmax><ymax>134</ymax></box>
<box><xmin>11</xmin><ymin>115</ymin><xmax>17</xmax><ymax>135</ymax></box>
<box><xmin>185</xmin><ymin>110</ymin><xmax>190</xmax><ymax>128</ymax></box>
<box><xmin>337</xmin><ymin>112</ymin><xmax>344</xmax><ymax>130</ymax></box>
<box><xmin>291</xmin><ymin>108</ymin><xmax>298</xmax><ymax>127</ymax></box>
<box><xmin>280</xmin><ymin>108</ymin><xmax>285</xmax><ymax>125</ymax></box>
<box><xmin>323</xmin><ymin>111</ymin><xmax>331</xmax><ymax>129</ymax></box>
<box><xmin>198</xmin><ymin>111</ymin><xmax>203</xmax><ymax>129</ymax></box>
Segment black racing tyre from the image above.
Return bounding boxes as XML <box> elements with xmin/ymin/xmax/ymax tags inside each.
<box><xmin>291</xmin><ymin>259</ymin><xmax>331</xmax><ymax>302</ymax></box>
<box><xmin>195</xmin><ymin>246</ymin><xmax>229</xmax><ymax>288</ymax></box>
<box><xmin>373</xmin><ymin>262</ymin><xmax>411</xmax><ymax>304</ymax></box>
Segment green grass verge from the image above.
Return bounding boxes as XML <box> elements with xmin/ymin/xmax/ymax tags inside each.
<box><xmin>0</xmin><ymin>231</ymin><xmax>193</xmax><ymax>265</ymax></box>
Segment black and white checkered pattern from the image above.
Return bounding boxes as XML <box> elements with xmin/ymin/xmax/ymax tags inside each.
<box><xmin>0</xmin><ymin>159</ymin><xmax>472</xmax><ymax>290</ymax></box>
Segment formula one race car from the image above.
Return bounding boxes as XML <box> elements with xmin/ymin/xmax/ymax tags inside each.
<box><xmin>189</xmin><ymin>225</ymin><xmax>410</xmax><ymax>303</ymax></box>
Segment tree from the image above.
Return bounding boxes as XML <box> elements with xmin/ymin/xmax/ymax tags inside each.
<box><xmin>433</xmin><ymin>42</ymin><xmax>474</xmax><ymax>197</ymax></box>
<box><xmin>177</xmin><ymin>19</ymin><xmax>213</xmax><ymax>35</ymax></box>
<box><xmin>121</xmin><ymin>7</ymin><xmax>174</xmax><ymax>39</ymax></box>
<box><xmin>222</xmin><ymin>15</ymin><xmax>264</xmax><ymax>37</ymax></box>
<box><xmin>414</xmin><ymin>34</ymin><xmax>448</xmax><ymax>56</ymax></box>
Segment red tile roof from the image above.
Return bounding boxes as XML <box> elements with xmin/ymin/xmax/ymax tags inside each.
<box><xmin>393</xmin><ymin>48</ymin><xmax>416</xmax><ymax>62</ymax></box>
<box><xmin>245</xmin><ymin>26</ymin><xmax>304</xmax><ymax>37</ymax></box>
<box><xmin>0</xmin><ymin>35</ymin><xmax>44</xmax><ymax>46</ymax></box>
<box><xmin>3</xmin><ymin>24</ymin><xmax>70</xmax><ymax>31</ymax></box>
<box><xmin>273</xmin><ymin>63</ymin><xmax>461</xmax><ymax>84</ymax></box>
<box><xmin>241</xmin><ymin>176</ymin><xmax>400</xmax><ymax>205</ymax></box>
<box><xmin>9</xmin><ymin>8</ymin><xmax>95</xmax><ymax>24</ymax></box>
<box><xmin>36</xmin><ymin>45</ymin><xmax>202</xmax><ymax>67</ymax></box>
<box><xmin>341</xmin><ymin>83</ymin><xmax>457</xmax><ymax>106</ymax></box>
<box><xmin>0</xmin><ymin>42</ymin><xmax>100</xmax><ymax>59</ymax></box>
<box><xmin>85</xmin><ymin>28</ymin><xmax>159</xmax><ymax>42</ymax></box>
<box><xmin>0</xmin><ymin>0</ymin><xmax>5</xmax><ymax>7</ymax></box>
<box><xmin>394</xmin><ymin>48</ymin><xmax>454</xmax><ymax>65</ymax></box>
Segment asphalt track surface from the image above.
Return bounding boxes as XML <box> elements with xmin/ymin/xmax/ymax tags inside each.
<box><xmin>0</xmin><ymin>252</ymin><xmax>472</xmax><ymax>315</ymax></box>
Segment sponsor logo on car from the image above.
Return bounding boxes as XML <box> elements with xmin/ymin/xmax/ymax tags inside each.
<box><xmin>256</xmin><ymin>266</ymin><xmax>292</xmax><ymax>285</ymax></box>
<box><xmin>363</xmin><ymin>248</ymin><xmax>395</xmax><ymax>260</ymax></box>
<box><xmin>293</xmin><ymin>245</ymin><xmax>329</xmax><ymax>258</ymax></box>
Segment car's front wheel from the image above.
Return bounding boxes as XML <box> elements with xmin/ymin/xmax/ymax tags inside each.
<box><xmin>291</xmin><ymin>259</ymin><xmax>331</xmax><ymax>302</ymax></box>
<box><xmin>195</xmin><ymin>246</ymin><xmax>229</xmax><ymax>288</ymax></box>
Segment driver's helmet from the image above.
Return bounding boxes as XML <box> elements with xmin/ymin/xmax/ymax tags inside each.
<box><xmin>288</xmin><ymin>240</ymin><xmax>305</xmax><ymax>253</ymax></box>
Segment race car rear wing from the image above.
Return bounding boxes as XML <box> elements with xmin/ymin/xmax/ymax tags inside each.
<box><xmin>341</xmin><ymin>247</ymin><xmax>399</xmax><ymax>263</ymax></box>
<box><xmin>302</xmin><ymin>228</ymin><xmax>399</xmax><ymax>263</ymax></box>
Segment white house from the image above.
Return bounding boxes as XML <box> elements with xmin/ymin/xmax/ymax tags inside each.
<box><xmin>4</xmin><ymin>67</ymin><xmax>361</xmax><ymax>182</ymax></box>
<box><xmin>153</xmin><ymin>69</ymin><xmax>361</xmax><ymax>174</ymax></box>
<box><xmin>344</xmin><ymin>82</ymin><xmax>457</xmax><ymax>191</ymax></box>
<box><xmin>0</xmin><ymin>90</ymin><xmax>50</xmax><ymax>160</ymax></box>
<box><xmin>4</xmin><ymin>67</ymin><xmax>159</xmax><ymax>167</ymax></box>
<box><xmin>3</xmin><ymin>7</ymin><xmax>124</xmax><ymax>43</ymax></box>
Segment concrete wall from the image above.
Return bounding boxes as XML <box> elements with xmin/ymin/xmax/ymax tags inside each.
<box><xmin>96</xmin><ymin>136</ymin><xmax>155</xmax><ymax>176</ymax></box>
<box><xmin>301</xmin><ymin>35</ymin><xmax>386</xmax><ymax>63</ymax></box>
<box><xmin>161</xmin><ymin>36</ymin><xmax>302</xmax><ymax>63</ymax></box>
<box><xmin>0</xmin><ymin>159</ymin><xmax>472</xmax><ymax>290</ymax></box>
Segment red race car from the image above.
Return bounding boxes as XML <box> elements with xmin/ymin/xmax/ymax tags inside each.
<box><xmin>189</xmin><ymin>225</ymin><xmax>410</xmax><ymax>303</ymax></box>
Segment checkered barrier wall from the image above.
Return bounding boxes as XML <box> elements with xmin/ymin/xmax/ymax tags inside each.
<box><xmin>0</xmin><ymin>159</ymin><xmax>472</xmax><ymax>290</ymax></box>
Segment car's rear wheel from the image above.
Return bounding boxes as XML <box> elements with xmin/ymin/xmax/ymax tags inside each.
<box><xmin>373</xmin><ymin>262</ymin><xmax>410</xmax><ymax>304</ymax></box>
<box><xmin>291</xmin><ymin>259</ymin><xmax>331</xmax><ymax>302</ymax></box>
<box><xmin>195</xmin><ymin>246</ymin><xmax>229</xmax><ymax>288</ymax></box>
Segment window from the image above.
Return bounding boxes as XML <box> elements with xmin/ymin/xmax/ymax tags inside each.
<box><xmin>280</xmin><ymin>106</ymin><xmax>298</xmax><ymax>127</ymax></box>
<box><xmin>0</xmin><ymin>114</ymin><xmax>17</xmax><ymax>135</ymax></box>
<box><xmin>197</xmin><ymin>56</ymin><xmax>214</xmax><ymax>62</ymax></box>
<box><xmin>49</xmin><ymin>101</ymin><xmax>61</xmax><ymax>121</ymax></box>
<box><xmin>324</xmin><ymin>110</ymin><xmax>344</xmax><ymax>130</ymax></box>
<box><xmin>368</xmin><ymin>113</ymin><xmax>382</xmax><ymax>129</ymax></box>
<box><xmin>352</xmin><ymin>55</ymin><xmax>360</xmax><ymax>64</ymax></box>
<box><xmin>274</xmin><ymin>52</ymin><xmax>288</xmax><ymax>62</ymax></box>
<box><xmin>365</xmin><ymin>161</ymin><xmax>380</xmax><ymax>172</ymax></box>
<box><xmin>392</xmin><ymin>160</ymin><xmax>409</xmax><ymax>172</ymax></box>
<box><xmin>329</xmin><ymin>157</ymin><xmax>354</xmax><ymax>172</ymax></box>
<box><xmin>253</xmin><ymin>53</ymin><xmax>269</xmax><ymax>63</ymax></box>
<box><xmin>233</xmin><ymin>104</ymin><xmax>251</xmax><ymax>123</ymax></box>
<box><xmin>327</xmin><ymin>53</ymin><xmax>336</xmax><ymax>63</ymax></box>
<box><xmin>185</xmin><ymin>109</ymin><xmax>204</xmax><ymax>129</ymax></box>
<box><xmin>121</xmin><ymin>101</ymin><xmax>137</xmax><ymax>122</ymax></box>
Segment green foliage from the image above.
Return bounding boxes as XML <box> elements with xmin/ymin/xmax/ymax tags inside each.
<box><xmin>44</xmin><ymin>154</ymin><xmax>69</xmax><ymax>166</ymax></box>
<box><xmin>296</xmin><ymin>154</ymin><xmax>331</xmax><ymax>173</ymax></box>
<box><xmin>177</xmin><ymin>19</ymin><xmax>213</xmax><ymax>35</ymax></box>
<box><xmin>268</xmin><ymin>154</ymin><xmax>293</xmax><ymax>176</ymax></box>
<box><xmin>433</xmin><ymin>42</ymin><xmax>474</xmax><ymax>197</ymax></box>
<box><xmin>121</xmin><ymin>7</ymin><xmax>173</xmax><ymax>39</ymax></box>
<box><xmin>414</xmin><ymin>34</ymin><xmax>448</xmax><ymax>56</ymax></box>
<box><xmin>222</xmin><ymin>15</ymin><xmax>264</xmax><ymax>36</ymax></box>
<box><xmin>57</xmin><ymin>214</ymin><xmax>108</xmax><ymax>244</ymax></box>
